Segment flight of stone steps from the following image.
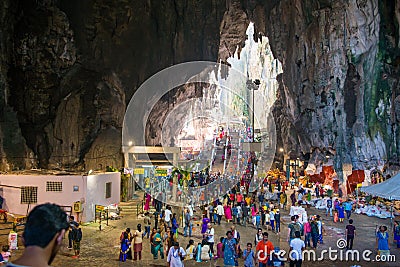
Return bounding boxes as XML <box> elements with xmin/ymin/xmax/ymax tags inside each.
<box><xmin>119</xmin><ymin>197</ymin><xmax>156</xmax><ymax>218</ymax></box>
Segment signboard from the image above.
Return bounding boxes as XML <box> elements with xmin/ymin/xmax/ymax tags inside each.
<box><xmin>155</xmin><ymin>169</ymin><xmax>167</xmax><ymax>176</ymax></box>
<box><xmin>134</xmin><ymin>168</ymin><xmax>145</xmax><ymax>175</ymax></box>
<box><xmin>95</xmin><ymin>205</ymin><xmax>105</xmax><ymax>213</ymax></box>
<box><xmin>9</xmin><ymin>231</ymin><xmax>18</xmax><ymax>250</ymax></box>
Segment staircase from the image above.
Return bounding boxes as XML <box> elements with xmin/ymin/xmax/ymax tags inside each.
<box><xmin>119</xmin><ymin>199</ymin><xmax>143</xmax><ymax>218</ymax></box>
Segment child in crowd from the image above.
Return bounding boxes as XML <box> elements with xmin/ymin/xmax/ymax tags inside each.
<box><xmin>316</xmin><ymin>215</ymin><xmax>324</xmax><ymax>244</ymax></box>
<box><xmin>215</xmin><ymin>237</ymin><xmax>224</xmax><ymax>259</ymax></box>
<box><xmin>265</xmin><ymin>210</ymin><xmax>270</xmax><ymax>230</ymax></box>
<box><xmin>255</xmin><ymin>212</ymin><xmax>261</xmax><ymax>229</ymax></box>
<box><xmin>1</xmin><ymin>245</ymin><xmax>10</xmax><ymax>263</ymax></box>
<box><xmin>337</xmin><ymin>203</ymin><xmax>345</xmax><ymax>223</ymax></box>
<box><xmin>242</xmin><ymin>243</ymin><xmax>256</xmax><ymax>267</ymax></box>
<box><xmin>333</xmin><ymin>210</ymin><xmax>339</xmax><ymax>223</ymax></box>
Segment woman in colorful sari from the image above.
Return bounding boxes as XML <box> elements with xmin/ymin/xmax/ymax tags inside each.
<box><xmin>171</xmin><ymin>213</ymin><xmax>179</xmax><ymax>236</ymax></box>
<box><xmin>223</xmin><ymin>231</ymin><xmax>238</xmax><ymax>266</ymax></box>
<box><xmin>152</xmin><ymin>229</ymin><xmax>164</xmax><ymax>260</ymax></box>
<box><xmin>224</xmin><ymin>204</ymin><xmax>232</xmax><ymax>223</ymax></box>
<box><xmin>144</xmin><ymin>193</ymin><xmax>151</xmax><ymax>211</ymax></box>
<box><xmin>119</xmin><ymin>232</ymin><xmax>131</xmax><ymax>262</ymax></box>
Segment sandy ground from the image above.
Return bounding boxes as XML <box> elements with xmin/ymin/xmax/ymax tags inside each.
<box><xmin>1</xmin><ymin>193</ymin><xmax>400</xmax><ymax>267</ymax></box>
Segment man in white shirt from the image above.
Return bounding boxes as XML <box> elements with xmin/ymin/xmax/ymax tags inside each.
<box><xmin>216</xmin><ymin>203</ymin><xmax>224</xmax><ymax>225</ymax></box>
<box><xmin>167</xmin><ymin>241</ymin><xmax>186</xmax><ymax>267</ymax></box>
<box><xmin>289</xmin><ymin>231</ymin><xmax>305</xmax><ymax>267</ymax></box>
<box><xmin>164</xmin><ymin>206</ymin><xmax>172</xmax><ymax>227</ymax></box>
<box><xmin>205</xmin><ymin>223</ymin><xmax>215</xmax><ymax>255</ymax></box>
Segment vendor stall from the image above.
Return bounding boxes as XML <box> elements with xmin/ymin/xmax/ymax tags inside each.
<box><xmin>360</xmin><ymin>172</ymin><xmax>400</xmax><ymax>226</ymax></box>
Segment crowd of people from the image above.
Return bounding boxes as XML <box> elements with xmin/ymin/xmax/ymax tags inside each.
<box><xmin>118</xmin><ymin>176</ymin><xmax>400</xmax><ymax>267</ymax></box>
<box><xmin>0</xmin><ymin>183</ymin><xmax>397</xmax><ymax>267</ymax></box>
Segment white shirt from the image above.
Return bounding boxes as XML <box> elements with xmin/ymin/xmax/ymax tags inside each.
<box><xmin>270</xmin><ymin>211</ymin><xmax>275</xmax><ymax>221</ymax></box>
<box><xmin>206</xmin><ymin>227</ymin><xmax>215</xmax><ymax>243</ymax></box>
<box><xmin>165</xmin><ymin>209</ymin><xmax>172</xmax><ymax>222</ymax></box>
<box><xmin>298</xmin><ymin>193</ymin><xmax>303</xmax><ymax>201</ymax></box>
<box><xmin>317</xmin><ymin>221</ymin><xmax>322</xmax><ymax>234</ymax></box>
<box><xmin>290</xmin><ymin>238</ymin><xmax>305</xmax><ymax>260</ymax></box>
<box><xmin>236</xmin><ymin>206</ymin><xmax>242</xmax><ymax>216</ymax></box>
<box><xmin>216</xmin><ymin>204</ymin><xmax>224</xmax><ymax>216</ymax></box>
<box><xmin>187</xmin><ymin>205</ymin><xmax>194</xmax><ymax>217</ymax></box>
<box><xmin>167</xmin><ymin>246</ymin><xmax>186</xmax><ymax>267</ymax></box>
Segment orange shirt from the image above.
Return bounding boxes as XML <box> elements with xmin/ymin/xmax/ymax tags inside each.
<box><xmin>256</xmin><ymin>240</ymin><xmax>274</xmax><ymax>263</ymax></box>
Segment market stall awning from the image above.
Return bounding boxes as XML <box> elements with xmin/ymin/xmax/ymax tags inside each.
<box><xmin>360</xmin><ymin>172</ymin><xmax>400</xmax><ymax>200</ymax></box>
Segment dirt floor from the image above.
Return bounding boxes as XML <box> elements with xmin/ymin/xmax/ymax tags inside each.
<box><xmin>1</xmin><ymin>193</ymin><xmax>400</xmax><ymax>267</ymax></box>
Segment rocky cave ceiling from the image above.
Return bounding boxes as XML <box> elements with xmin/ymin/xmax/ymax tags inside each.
<box><xmin>0</xmin><ymin>0</ymin><xmax>399</xmax><ymax>178</ymax></box>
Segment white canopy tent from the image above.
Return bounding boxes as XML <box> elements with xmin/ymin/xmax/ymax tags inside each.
<box><xmin>360</xmin><ymin>172</ymin><xmax>400</xmax><ymax>200</ymax></box>
<box><xmin>360</xmin><ymin>172</ymin><xmax>400</xmax><ymax>227</ymax></box>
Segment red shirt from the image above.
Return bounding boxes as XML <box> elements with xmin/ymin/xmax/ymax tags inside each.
<box><xmin>256</xmin><ymin>240</ymin><xmax>274</xmax><ymax>263</ymax></box>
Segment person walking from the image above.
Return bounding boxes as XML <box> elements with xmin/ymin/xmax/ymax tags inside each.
<box><xmin>303</xmin><ymin>219</ymin><xmax>312</xmax><ymax>248</ymax></box>
<box><xmin>337</xmin><ymin>203</ymin><xmax>345</xmax><ymax>223</ymax></box>
<box><xmin>167</xmin><ymin>241</ymin><xmax>186</xmax><ymax>267</ymax></box>
<box><xmin>394</xmin><ymin>221</ymin><xmax>400</xmax><ymax>248</ymax></box>
<box><xmin>345</xmin><ymin>219</ymin><xmax>356</xmax><ymax>250</ymax></box>
<box><xmin>316</xmin><ymin>215</ymin><xmax>323</xmax><ymax>244</ymax></box>
<box><xmin>255</xmin><ymin>228</ymin><xmax>263</xmax><ymax>246</ymax></box>
<box><xmin>171</xmin><ymin>213</ymin><xmax>179</xmax><ymax>237</ymax></box>
<box><xmin>344</xmin><ymin>200</ymin><xmax>353</xmax><ymax>220</ymax></box>
<box><xmin>208</xmin><ymin>204</ymin><xmax>215</xmax><ymax>224</ymax></box>
<box><xmin>290</xmin><ymin>191</ymin><xmax>296</xmax><ymax>206</ymax></box>
<box><xmin>119</xmin><ymin>232</ymin><xmax>131</xmax><ymax>262</ymax></box>
<box><xmin>216</xmin><ymin>202</ymin><xmax>224</xmax><ymax>225</ymax></box>
<box><xmin>242</xmin><ymin>204</ymin><xmax>249</xmax><ymax>226</ymax></box>
<box><xmin>275</xmin><ymin>209</ymin><xmax>281</xmax><ymax>233</ymax></box>
<box><xmin>204</xmin><ymin>223</ymin><xmax>215</xmax><ymax>255</ymax></box>
<box><xmin>242</xmin><ymin>243</ymin><xmax>256</xmax><ymax>267</ymax></box>
<box><xmin>287</xmin><ymin>216</ymin><xmax>303</xmax><ymax>244</ymax></box>
<box><xmin>289</xmin><ymin>231</ymin><xmax>305</xmax><ymax>267</ymax></box>
<box><xmin>120</xmin><ymin>228</ymin><xmax>133</xmax><ymax>260</ymax></box>
<box><xmin>67</xmin><ymin>216</ymin><xmax>79</xmax><ymax>249</ymax></box>
<box><xmin>151</xmin><ymin>229</ymin><xmax>164</xmax><ymax>260</ymax></box>
<box><xmin>133</xmin><ymin>224</ymin><xmax>143</xmax><ymax>260</ymax></box>
<box><xmin>184</xmin><ymin>208</ymin><xmax>192</xmax><ymax>237</ymax></box>
<box><xmin>222</xmin><ymin>231</ymin><xmax>238</xmax><ymax>267</ymax></box>
<box><xmin>310</xmin><ymin>217</ymin><xmax>319</xmax><ymax>249</ymax></box>
<box><xmin>71</xmin><ymin>225</ymin><xmax>82</xmax><ymax>259</ymax></box>
<box><xmin>164</xmin><ymin>206</ymin><xmax>172</xmax><ymax>227</ymax></box>
<box><xmin>326</xmin><ymin>197</ymin><xmax>333</xmax><ymax>217</ymax></box>
<box><xmin>280</xmin><ymin>191</ymin><xmax>287</xmax><ymax>210</ymax></box>
<box><xmin>143</xmin><ymin>212</ymin><xmax>151</xmax><ymax>238</ymax></box>
<box><xmin>270</xmin><ymin>209</ymin><xmax>275</xmax><ymax>231</ymax></box>
<box><xmin>201</xmin><ymin>214</ymin><xmax>210</xmax><ymax>235</ymax></box>
<box><xmin>376</xmin><ymin>225</ymin><xmax>390</xmax><ymax>259</ymax></box>
<box><xmin>256</xmin><ymin>232</ymin><xmax>274</xmax><ymax>267</ymax></box>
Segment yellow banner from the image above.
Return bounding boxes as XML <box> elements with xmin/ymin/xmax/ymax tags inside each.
<box><xmin>134</xmin><ymin>168</ymin><xmax>145</xmax><ymax>175</ymax></box>
<box><xmin>155</xmin><ymin>169</ymin><xmax>167</xmax><ymax>176</ymax></box>
<box><xmin>95</xmin><ymin>205</ymin><xmax>105</xmax><ymax>212</ymax></box>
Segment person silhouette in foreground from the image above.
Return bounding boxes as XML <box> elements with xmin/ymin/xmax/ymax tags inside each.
<box><xmin>6</xmin><ymin>203</ymin><xmax>69</xmax><ymax>267</ymax></box>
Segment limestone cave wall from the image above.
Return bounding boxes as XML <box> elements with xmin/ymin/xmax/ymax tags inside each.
<box><xmin>0</xmin><ymin>0</ymin><xmax>399</xmax><ymax>175</ymax></box>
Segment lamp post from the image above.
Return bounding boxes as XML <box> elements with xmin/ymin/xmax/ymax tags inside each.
<box><xmin>246</xmin><ymin>79</ymin><xmax>260</xmax><ymax>190</ymax></box>
<box><xmin>246</xmin><ymin>79</ymin><xmax>260</xmax><ymax>141</ymax></box>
